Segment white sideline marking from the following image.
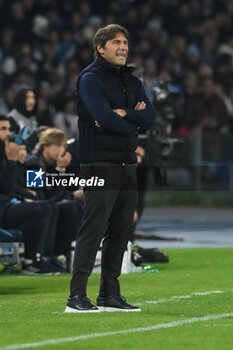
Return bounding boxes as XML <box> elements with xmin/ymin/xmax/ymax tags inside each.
<box><xmin>0</xmin><ymin>313</ymin><xmax>232</xmax><ymax>350</ymax></box>
<box><xmin>135</xmin><ymin>289</ymin><xmax>233</xmax><ymax>306</ymax></box>
<box><xmin>203</xmin><ymin>324</ymin><xmax>233</xmax><ymax>328</ymax></box>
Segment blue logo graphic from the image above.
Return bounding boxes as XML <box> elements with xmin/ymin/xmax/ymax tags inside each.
<box><xmin>26</xmin><ymin>169</ymin><xmax>45</xmax><ymax>188</ymax></box>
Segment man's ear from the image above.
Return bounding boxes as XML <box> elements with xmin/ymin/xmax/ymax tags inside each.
<box><xmin>97</xmin><ymin>45</ymin><xmax>104</xmax><ymax>55</ymax></box>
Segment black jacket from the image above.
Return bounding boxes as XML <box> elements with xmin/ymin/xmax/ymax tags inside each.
<box><xmin>0</xmin><ymin>194</ymin><xmax>10</xmax><ymax>224</ymax></box>
<box><xmin>76</xmin><ymin>57</ymin><xmax>155</xmax><ymax>163</ymax></box>
<box><xmin>0</xmin><ymin>141</ymin><xmax>16</xmax><ymax>223</ymax></box>
<box><xmin>0</xmin><ymin>140</ymin><xmax>17</xmax><ymax>197</ymax></box>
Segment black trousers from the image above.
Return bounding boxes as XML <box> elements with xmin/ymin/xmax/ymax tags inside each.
<box><xmin>53</xmin><ymin>200</ymin><xmax>84</xmax><ymax>256</ymax></box>
<box><xmin>70</xmin><ymin>163</ymin><xmax>137</xmax><ymax>297</ymax></box>
<box><xmin>2</xmin><ymin>200</ymin><xmax>83</xmax><ymax>259</ymax></box>
<box><xmin>32</xmin><ymin>199</ymin><xmax>84</xmax><ymax>257</ymax></box>
<box><xmin>2</xmin><ymin>201</ymin><xmax>52</xmax><ymax>259</ymax></box>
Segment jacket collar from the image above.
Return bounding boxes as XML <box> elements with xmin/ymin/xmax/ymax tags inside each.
<box><xmin>96</xmin><ymin>56</ymin><xmax>134</xmax><ymax>76</ymax></box>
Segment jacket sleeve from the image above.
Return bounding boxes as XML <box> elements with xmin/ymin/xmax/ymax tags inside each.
<box><xmin>0</xmin><ymin>160</ymin><xmax>18</xmax><ymax>196</ymax></box>
<box><xmin>125</xmin><ymin>79</ymin><xmax>156</xmax><ymax>130</ymax></box>
<box><xmin>79</xmin><ymin>72</ymin><xmax>138</xmax><ymax>136</ymax></box>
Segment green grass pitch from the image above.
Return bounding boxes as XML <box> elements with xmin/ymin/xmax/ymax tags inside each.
<box><xmin>0</xmin><ymin>248</ymin><xmax>233</xmax><ymax>350</ymax></box>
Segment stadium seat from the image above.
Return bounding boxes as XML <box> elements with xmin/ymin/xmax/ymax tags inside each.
<box><xmin>0</xmin><ymin>228</ymin><xmax>23</xmax><ymax>265</ymax></box>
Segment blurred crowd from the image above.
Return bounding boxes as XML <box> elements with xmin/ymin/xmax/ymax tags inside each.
<box><xmin>0</xmin><ymin>0</ymin><xmax>233</xmax><ymax>135</ymax></box>
<box><xmin>2</xmin><ymin>0</ymin><xmax>232</xmax><ymax>274</ymax></box>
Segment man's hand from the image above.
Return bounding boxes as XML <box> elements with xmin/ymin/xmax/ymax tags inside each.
<box><xmin>73</xmin><ymin>188</ymin><xmax>84</xmax><ymax>201</ymax></box>
<box><xmin>26</xmin><ymin>189</ymin><xmax>37</xmax><ymax>196</ymax></box>
<box><xmin>96</xmin><ymin>101</ymin><xmax>146</xmax><ymax>126</ymax></box>
<box><xmin>113</xmin><ymin>109</ymin><xmax>127</xmax><ymax>118</ymax></box>
<box><xmin>133</xmin><ymin>210</ymin><xmax>139</xmax><ymax>224</ymax></box>
<box><xmin>57</xmin><ymin>151</ymin><xmax>72</xmax><ymax>168</ymax></box>
<box><xmin>134</xmin><ymin>101</ymin><xmax>146</xmax><ymax>110</ymax></box>
<box><xmin>5</xmin><ymin>141</ymin><xmax>19</xmax><ymax>161</ymax></box>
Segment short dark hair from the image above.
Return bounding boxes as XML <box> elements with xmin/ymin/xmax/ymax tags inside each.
<box><xmin>93</xmin><ymin>24</ymin><xmax>129</xmax><ymax>59</ymax></box>
<box><xmin>0</xmin><ymin>114</ymin><xmax>9</xmax><ymax>121</ymax></box>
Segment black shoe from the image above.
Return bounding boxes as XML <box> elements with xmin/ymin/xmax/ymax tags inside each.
<box><xmin>21</xmin><ymin>254</ymin><xmax>60</xmax><ymax>275</ymax></box>
<box><xmin>140</xmin><ymin>249</ymin><xmax>169</xmax><ymax>263</ymax></box>
<box><xmin>21</xmin><ymin>262</ymin><xmax>57</xmax><ymax>275</ymax></box>
<box><xmin>46</xmin><ymin>255</ymin><xmax>68</xmax><ymax>273</ymax></box>
<box><xmin>35</xmin><ymin>254</ymin><xmax>62</xmax><ymax>274</ymax></box>
<box><xmin>131</xmin><ymin>249</ymin><xmax>143</xmax><ymax>266</ymax></box>
<box><xmin>133</xmin><ymin>245</ymin><xmax>169</xmax><ymax>264</ymax></box>
<box><xmin>65</xmin><ymin>295</ymin><xmax>100</xmax><ymax>313</ymax></box>
<box><xmin>97</xmin><ymin>295</ymin><xmax>141</xmax><ymax>312</ymax></box>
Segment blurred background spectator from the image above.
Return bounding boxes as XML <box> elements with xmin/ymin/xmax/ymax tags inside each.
<box><xmin>0</xmin><ymin>0</ymin><xmax>232</xmax><ymax>178</ymax></box>
<box><xmin>0</xmin><ymin>0</ymin><xmax>232</xmax><ymax>138</ymax></box>
<box><xmin>0</xmin><ymin>0</ymin><xmax>233</xmax><ymax>274</ymax></box>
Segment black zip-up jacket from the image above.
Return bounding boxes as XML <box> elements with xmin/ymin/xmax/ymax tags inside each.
<box><xmin>0</xmin><ymin>141</ymin><xmax>16</xmax><ymax>223</ymax></box>
<box><xmin>76</xmin><ymin>56</ymin><xmax>155</xmax><ymax>163</ymax></box>
<box><xmin>0</xmin><ymin>140</ymin><xmax>17</xmax><ymax>196</ymax></box>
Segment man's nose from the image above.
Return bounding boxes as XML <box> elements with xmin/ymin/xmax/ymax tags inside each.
<box><xmin>119</xmin><ymin>43</ymin><xmax>127</xmax><ymax>50</ymax></box>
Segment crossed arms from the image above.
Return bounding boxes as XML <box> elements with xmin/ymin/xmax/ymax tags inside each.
<box><xmin>79</xmin><ymin>72</ymin><xmax>155</xmax><ymax>135</ymax></box>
